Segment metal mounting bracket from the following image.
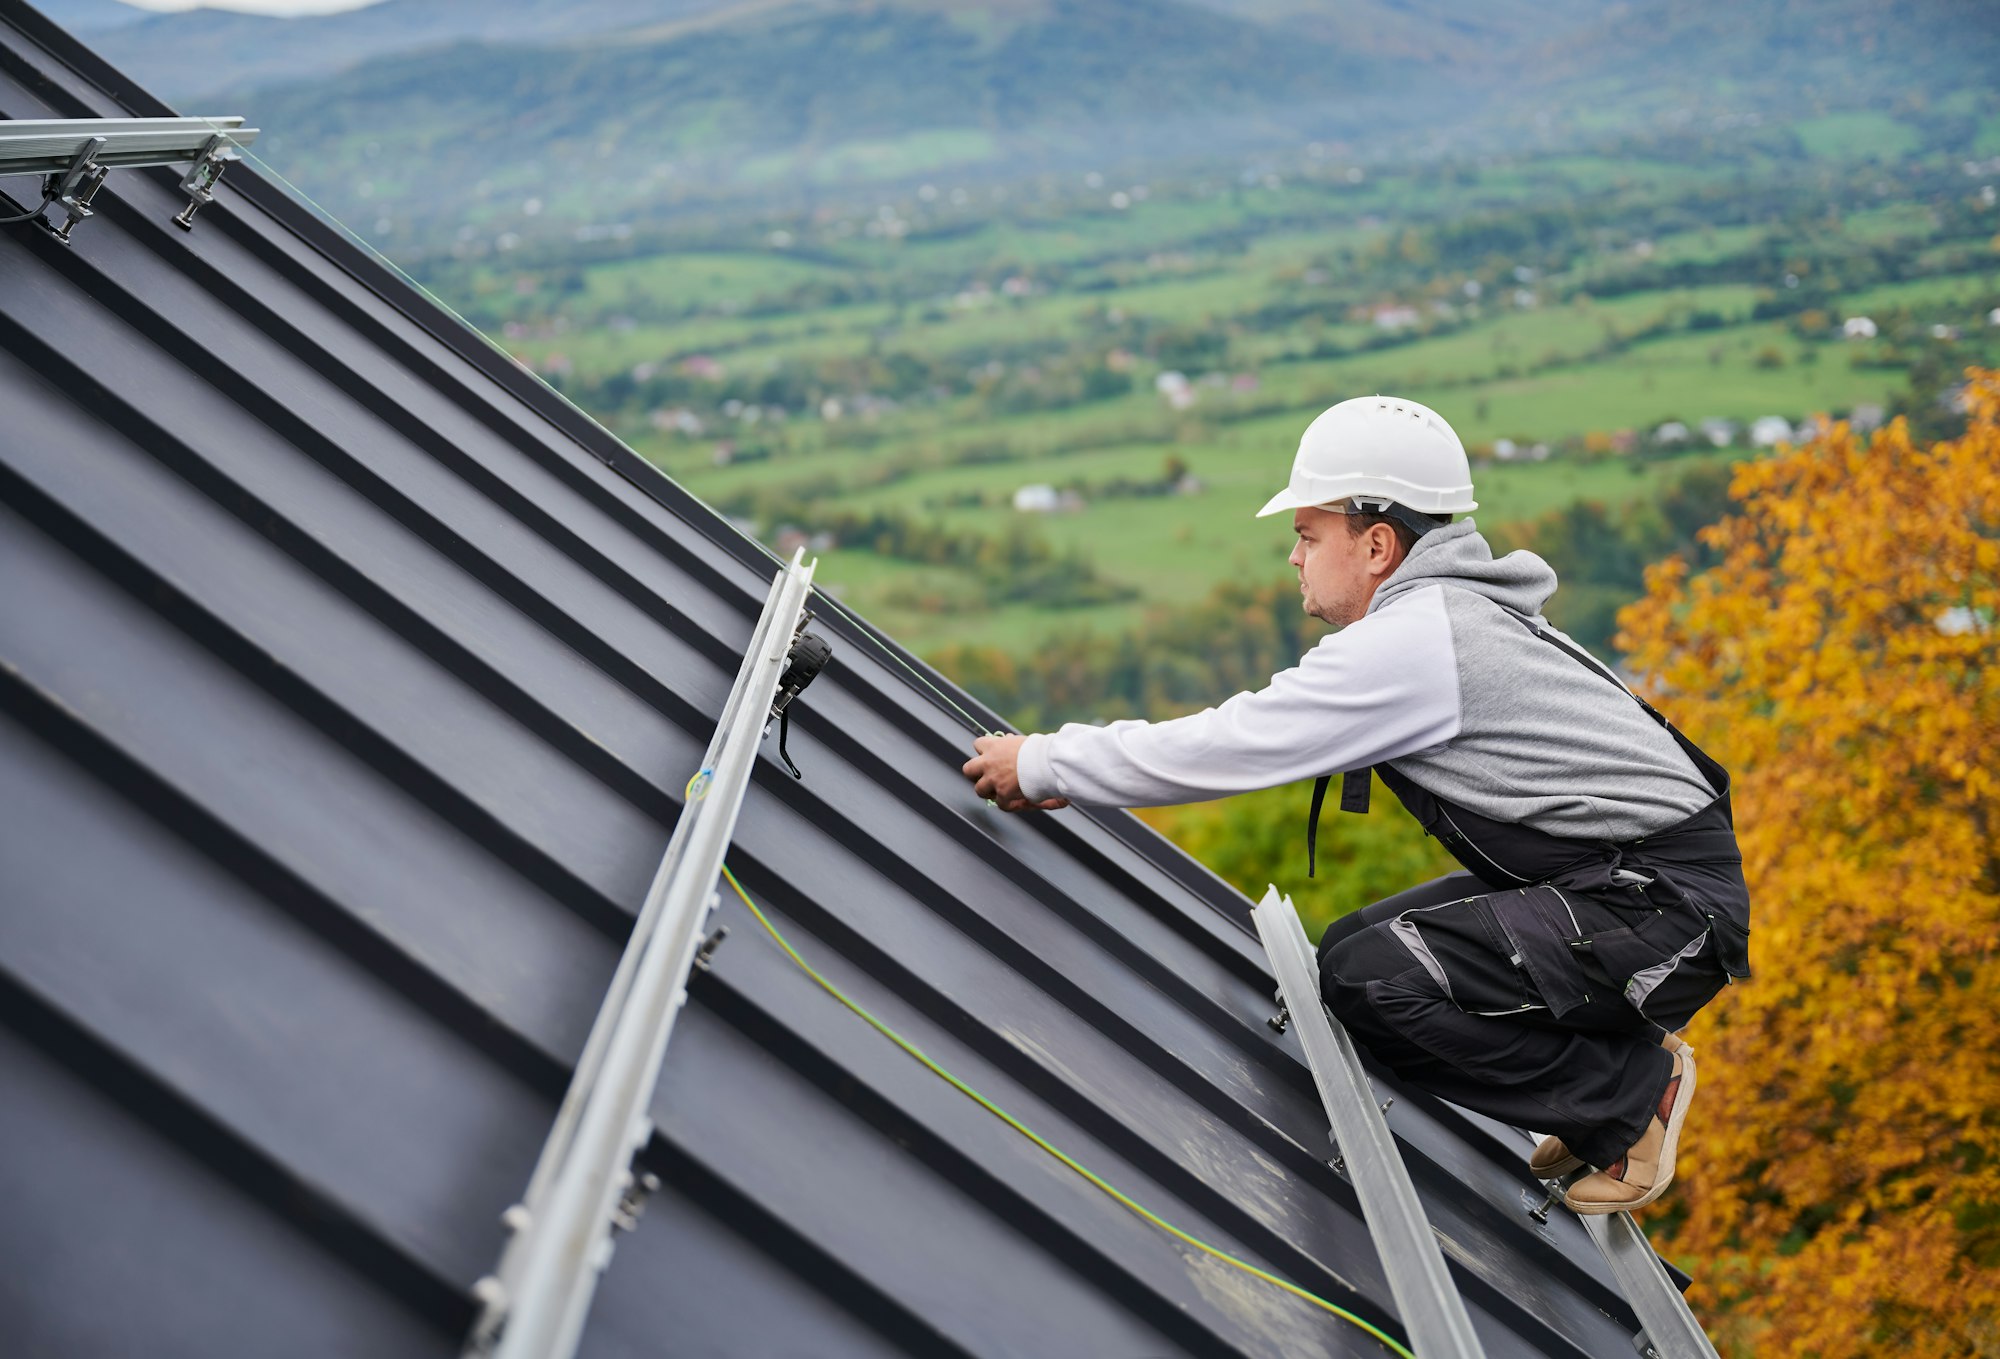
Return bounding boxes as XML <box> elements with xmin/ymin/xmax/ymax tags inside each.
<box><xmin>1521</xmin><ymin>1167</ymin><xmax>1717</xmax><ymax>1356</ymax></box>
<box><xmin>691</xmin><ymin>925</ymin><xmax>729</xmax><ymax>973</ymax></box>
<box><xmin>173</xmin><ymin>134</ymin><xmax>233</xmax><ymax>231</ymax></box>
<box><xmin>1</xmin><ymin>118</ymin><xmax>258</xmax><ymax>240</ymax></box>
<box><xmin>41</xmin><ymin>136</ymin><xmax>108</xmax><ymax>244</ymax></box>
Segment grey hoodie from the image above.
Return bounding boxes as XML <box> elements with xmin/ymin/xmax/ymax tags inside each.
<box><xmin>1016</xmin><ymin>520</ymin><xmax>1714</xmax><ymax>840</ymax></box>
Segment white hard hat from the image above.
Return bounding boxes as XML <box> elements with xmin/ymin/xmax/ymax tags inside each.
<box><xmin>1255</xmin><ymin>395</ymin><xmax>1478</xmax><ymax>519</ymax></box>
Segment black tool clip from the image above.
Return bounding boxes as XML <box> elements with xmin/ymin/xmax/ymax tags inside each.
<box><xmin>769</xmin><ymin>616</ymin><xmax>833</xmax><ymax>778</ymax></box>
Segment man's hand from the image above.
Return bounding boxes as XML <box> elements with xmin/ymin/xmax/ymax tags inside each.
<box><xmin>961</xmin><ymin>734</ymin><xmax>1070</xmax><ymax>813</ymax></box>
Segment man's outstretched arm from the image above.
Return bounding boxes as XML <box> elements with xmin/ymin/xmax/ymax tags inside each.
<box><xmin>962</xmin><ymin>589</ymin><xmax>1462</xmax><ymax>811</ymax></box>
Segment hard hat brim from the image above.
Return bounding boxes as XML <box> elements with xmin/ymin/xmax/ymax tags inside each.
<box><xmin>1255</xmin><ymin>487</ymin><xmax>1309</xmax><ymax>518</ymax></box>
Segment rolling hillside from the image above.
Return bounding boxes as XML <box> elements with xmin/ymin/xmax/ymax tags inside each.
<box><xmin>229</xmin><ymin>0</ymin><xmax>1426</xmax><ymax>228</ymax></box>
<box><xmin>64</xmin><ymin>0</ymin><xmax>1994</xmax><ymax>239</ymax></box>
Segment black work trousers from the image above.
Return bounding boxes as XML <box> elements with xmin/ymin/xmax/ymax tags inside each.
<box><xmin>1316</xmin><ymin>871</ymin><xmax>1728</xmax><ymax>1168</ymax></box>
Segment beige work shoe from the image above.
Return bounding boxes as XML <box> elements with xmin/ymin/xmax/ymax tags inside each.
<box><xmin>1528</xmin><ymin>1033</ymin><xmax>1692</xmax><ymax>1182</ymax></box>
<box><xmin>1564</xmin><ymin>1044</ymin><xmax>1697</xmax><ymax>1215</ymax></box>
<box><xmin>1529</xmin><ymin>1135</ymin><xmax>1585</xmax><ymax>1179</ymax></box>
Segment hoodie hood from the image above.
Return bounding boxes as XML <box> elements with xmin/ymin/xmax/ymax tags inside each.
<box><xmin>1368</xmin><ymin>519</ymin><xmax>1557</xmax><ymax>621</ymax></box>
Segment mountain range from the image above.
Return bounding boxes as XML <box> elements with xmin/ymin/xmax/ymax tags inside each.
<box><xmin>26</xmin><ymin>0</ymin><xmax>2000</xmax><ymax>233</ymax></box>
<box><xmin>57</xmin><ymin>0</ymin><xmax>1601</xmax><ymax>97</ymax></box>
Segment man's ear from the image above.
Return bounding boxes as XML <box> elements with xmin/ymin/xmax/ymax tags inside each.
<box><xmin>1367</xmin><ymin>523</ymin><xmax>1403</xmax><ymax>577</ymax></box>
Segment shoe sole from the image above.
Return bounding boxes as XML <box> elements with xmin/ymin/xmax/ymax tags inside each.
<box><xmin>1566</xmin><ymin>1050</ymin><xmax>1697</xmax><ymax>1215</ymax></box>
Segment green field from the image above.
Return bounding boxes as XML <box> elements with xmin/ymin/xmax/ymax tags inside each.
<box><xmin>1794</xmin><ymin>112</ymin><xmax>1924</xmax><ymax>161</ymax></box>
<box><xmin>432</xmin><ymin>121</ymin><xmax>2000</xmax><ymax>673</ymax></box>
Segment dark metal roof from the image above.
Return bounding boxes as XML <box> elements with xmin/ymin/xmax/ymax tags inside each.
<box><xmin>1</xmin><ymin>9</ymin><xmax>1686</xmax><ymax>1355</ymax></box>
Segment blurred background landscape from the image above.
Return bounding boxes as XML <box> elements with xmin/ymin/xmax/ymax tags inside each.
<box><xmin>32</xmin><ymin>3</ymin><xmax>2000</xmax><ymax>1346</ymax></box>
<box><xmin>54</xmin><ymin>0</ymin><xmax>1998</xmax><ymax>921</ymax></box>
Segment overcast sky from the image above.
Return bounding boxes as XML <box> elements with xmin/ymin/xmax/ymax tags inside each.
<box><xmin>122</xmin><ymin>0</ymin><xmax>384</xmax><ymax>14</ymax></box>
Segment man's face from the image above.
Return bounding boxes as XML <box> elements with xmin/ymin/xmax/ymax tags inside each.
<box><xmin>1289</xmin><ymin>505</ymin><xmax>1395</xmax><ymax>626</ymax></box>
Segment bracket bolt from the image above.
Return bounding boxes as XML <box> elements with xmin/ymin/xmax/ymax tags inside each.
<box><xmin>694</xmin><ymin>924</ymin><xmax>729</xmax><ymax>972</ymax></box>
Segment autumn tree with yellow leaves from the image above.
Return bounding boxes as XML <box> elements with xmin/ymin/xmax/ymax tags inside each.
<box><xmin>1618</xmin><ymin>370</ymin><xmax>2000</xmax><ymax>1355</ymax></box>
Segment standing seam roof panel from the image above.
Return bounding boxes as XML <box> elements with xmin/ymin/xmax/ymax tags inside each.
<box><xmin>1</xmin><ymin>9</ymin><xmax>1695</xmax><ymax>1357</ymax></box>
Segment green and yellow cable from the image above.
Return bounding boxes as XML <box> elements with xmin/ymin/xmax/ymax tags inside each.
<box><xmin>195</xmin><ymin>139</ymin><xmax>1399</xmax><ymax>1333</ymax></box>
<box><xmin>215</xmin><ymin>148</ymin><xmax>1408</xmax><ymax>1351</ymax></box>
<box><xmin>216</xmin><ymin>119</ymin><xmax>1410</xmax><ymax>1357</ymax></box>
<box><xmin>687</xmin><ymin>781</ymin><xmax>1410</xmax><ymax>1356</ymax></box>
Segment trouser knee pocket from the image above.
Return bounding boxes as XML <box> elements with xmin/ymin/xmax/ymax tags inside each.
<box><xmin>1485</xmin><ymin>887</ymin><xmax>1594</xmax><ymax>1018</ymax></box>
<box><xmin>1378</xmin><ymin>896</ymin><xmax>1545</xmax><ymax>1018</ymax></box>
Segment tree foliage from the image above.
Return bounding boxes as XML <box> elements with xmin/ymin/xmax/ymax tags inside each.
<box><xmin>1617</xmin><ymin>370</ymin><xmax>2000</xmax><ymax>1355</ymax></box>
<box><xmin>1491</xmin><ymin>459</ymin><xmax>1735</xmax><ymax>657</ymax></box>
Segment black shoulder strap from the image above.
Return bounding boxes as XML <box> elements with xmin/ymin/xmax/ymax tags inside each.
<box><xmin>1306</xmin><ymin>769</ymin><xmax>1373</xmax><ymax>877</ymax></box>
<box><xmin>1507</xmin><ymin>610</ymin><xmax>1730</xmax><ymax>799</ymax></box>
<box><xmin>1504</xmin><ymin>611</ymin><xmax>1674</xmax><ymax>727</ymax></box>
<box><xmin>1304</xmin><ymin>612</ymin><xmax>1726</xmax><ymax>877</ymax></box>
<box><xmin>1307</xmin><ymin>776</ymin><xmax>1329</xmax><ymax>878</ymax></box>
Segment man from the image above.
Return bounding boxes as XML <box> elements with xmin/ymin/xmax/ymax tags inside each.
<box><xmin>961</xmin><ymin>395</ymin><xmax>1751</xmax><ymax>1214</ymax></box>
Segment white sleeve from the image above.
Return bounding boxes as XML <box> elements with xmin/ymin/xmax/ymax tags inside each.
<box><xmin>1015</xmin><ymin>587</ymin><xmax>1461</xmax><ymax>807</ymax></box>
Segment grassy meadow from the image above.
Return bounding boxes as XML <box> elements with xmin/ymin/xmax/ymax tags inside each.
<box><xmin>417</xmin><ymin>123</ymin><xmax>2000</xmax><ymax>932</ymax></box>
<box><xmin>433</xmin><ymin>133</ymin><xmax>1997</xmax><ymax>676</ymax></box>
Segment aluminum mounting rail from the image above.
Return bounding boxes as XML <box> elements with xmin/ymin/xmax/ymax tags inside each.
<box><xmin>0</xmin><ymin>116</ymin><xmax>260</xmax><ymax>238</ymax></box>
<box><xmin>1252</xmin><ymin>886</ymin><xmax>1488</xmax><ymax>1359</ymax></box>
<box><xmin>1577</xmin><ymin>1208</ymin><xmax>1720</xmax><ymax>1359</ymax></box>
<box><xmin>464</xmin><ymin>549</ymin><xmax>817</xmax><ymax>1359</ymax></box>
<box><xmin>0</xmin><ymin>117</ymin><xmax>259</xmax><ymax>174</ymax></box>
